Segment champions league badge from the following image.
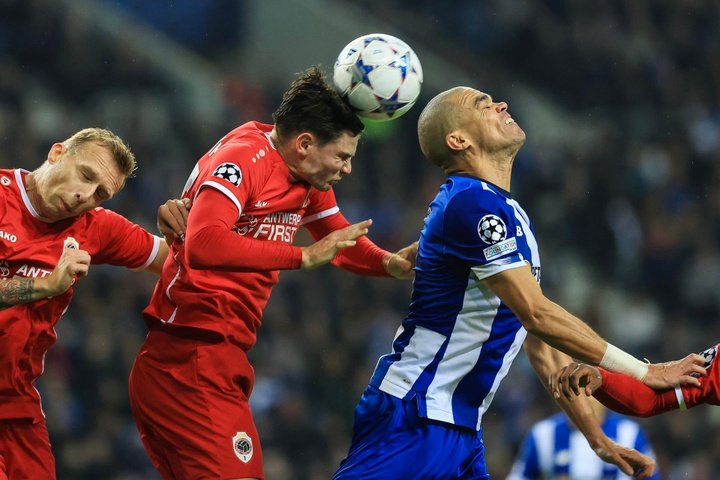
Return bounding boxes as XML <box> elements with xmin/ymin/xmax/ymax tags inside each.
<box><xmin>213</xmin><ymin>163</ymin><xmax>242</xmax><ymax>187</ymax></box>
<box><xmin>700</xmin><ymin>345</ymin><xmax>717</xmax><ymax>369</ymax></box>
<box><xmin>478</xmin><ymin>214</ymin><xmax>507</xmax><ymax>245</ymax></box>
<box><xmin>232</xmin><ymin>431</ymin><xmax>253</xmax><ymax>463</ymax></box>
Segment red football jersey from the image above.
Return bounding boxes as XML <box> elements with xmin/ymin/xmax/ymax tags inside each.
<box><xmin>0</xmin><ymin>168</ymin><xmax>161</xmax><ymax>420</ymax></box>
<box><xmin>143</xmin><ymin>122</ymin><xmax>343</xmax><ymax>350</ymax></box>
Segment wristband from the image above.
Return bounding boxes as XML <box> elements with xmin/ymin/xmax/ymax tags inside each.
<box><xmin>599</xmin><ymin>343</ymin><xmax>648</xmax><ymax>380</ymax></box>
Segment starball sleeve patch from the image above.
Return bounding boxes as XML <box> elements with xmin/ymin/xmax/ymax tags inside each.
<box><xmin>212</xmin><ymin>163</ymin><xmax>243</xmax><ymax>187</ymax></box>
<box><xmin>478</xmin><ymin>214</ymin><xmax>507</xmax><ymax>245</ymax></box>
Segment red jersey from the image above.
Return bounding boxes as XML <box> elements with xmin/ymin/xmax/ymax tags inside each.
<box><xmin>0</xmin><ymin>169</ymin><xmax>161</xmax><ymax>420</ymax></box>
<box><xmin>595</xmin><ymin>343</ymin><xmax>720</xmax><ymax>416</ymax></box>
<box><xmin>143</xmin><ymin>122</ymin><xmax>389</xmax><ymax>351</ymax></box>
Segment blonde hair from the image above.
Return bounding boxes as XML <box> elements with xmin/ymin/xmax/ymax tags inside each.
<box><xmin>63</xmin><ymin>128</ymin><xmax>137</xmax><ymax>177</ymax></box>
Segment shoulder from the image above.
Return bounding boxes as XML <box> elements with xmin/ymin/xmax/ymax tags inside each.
<box><xmin>86</xmin><ymin>207</ymin><xmax>140</xmax><ymax>229</ymax></box>
<box><xmin>439</xmin><ymin>178</ymin><xmax>518</xmax><ymax>240</ymax></box>
<box><xmin>201</xmin><ymin>124</ymin><xmax>280</xmax><ymax>187</ymax></box>
<box><xmin>444</xmin><ymin>177</ymin><xmax>513</xmax><ymax>215</ymax></box>
<box><xmin>211</xmin><ymin>125</ymin><xmax>273</xmax><ymax>167</ymax></box>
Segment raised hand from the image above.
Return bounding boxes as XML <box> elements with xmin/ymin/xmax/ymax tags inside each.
<box><xmin>643</xmin><ymin>353</ymin><xmax>707</xmax><ymax>389</ymax></box>
<box><xmin>301</xmin><ymin>219</ymin><xmax>372</xmax><ymax>270</ymax></box>
<box><xmin>158</xmin><ymin>198</ymin><xmax>191</xmax><ymax>244</ymax></box>
<box><xmin>44</xmin><ymin>240</ymin><xmax>91</xmax><ymax>296</ymax></box>
<box><xmin>550</xmin><ymin>362</ymin><xmax>603</xmax><ymax>400</ymax></box>
<box><xmin>595</xmin><ymin>440</ymin><xmax>656</xmax><ymax>479</ymax></box>
<box><xmin>383</xmin><ymin>241</ymin><xmax>418</xmax><ymax>279</ymax></box>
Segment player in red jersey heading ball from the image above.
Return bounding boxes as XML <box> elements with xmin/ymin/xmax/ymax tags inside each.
<box><xmin>128</xmin><ymin>66</ymin><xmax>417</xmax><ymax>480</ymax></box>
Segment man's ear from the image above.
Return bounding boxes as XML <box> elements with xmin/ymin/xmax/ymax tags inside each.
<box><xmin>446</xmin><ymin>130</ymin><xmax>469</xmax><ymax>153</ymax></box>
<box><xmin>47</xmin><ymin>143</ymin><xmax>66</xmax><ymax>164</ymax></box>
<box><xmin>295</xmin><ymin>133</ymin><xmax>314</xmax><ymax>157</ymax></box>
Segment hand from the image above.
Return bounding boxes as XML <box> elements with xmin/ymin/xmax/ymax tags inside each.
<box><xmin>42</xmin><ymin>242</ymin><xmax>91</xmax><ymax>296</ymax></box>
<box><xmin>301</xmin><ymin>219</ymin><xmax>372</xmax><ymax>270</ymax></box>
<box><xmin>158</xmin><ymin>198</ymin><xmax>191</xmax><ymax>244</ymax></box>
<box><xmin>550</xmin><ymin>362</ymin><xmax>603</xmax><ymax>400</ymax></box>
<box><xmin>643</xmin><ymin>353</ymin><xmax>707</xmax><ymax>389</ymax></box>
<box><xmin>593</xmin><ymin>440</ymin><xmax>656</xmax><ymax>479</ymax></box>
<box><xmin>383</xmin><ymin>241</ymin><xmax>418</xmax><ymax>279</ymax></box>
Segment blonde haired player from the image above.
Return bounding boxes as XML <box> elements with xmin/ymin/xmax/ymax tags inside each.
<box><xmin>0</xmin><ymin>128</ymin><xmax>185</xmax><ymax>480</ymax></box>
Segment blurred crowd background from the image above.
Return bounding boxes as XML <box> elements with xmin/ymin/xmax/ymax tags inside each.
<box><xmin>2</xmin><ymin>0</ymin><xmax>720</xmax><ymax>478</ymax></box>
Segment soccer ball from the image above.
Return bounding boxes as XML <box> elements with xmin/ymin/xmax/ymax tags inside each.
<box><xmin>333</xmin><ymin>33</ymin><xmax>423</xmax><ymax>121</ymax></box>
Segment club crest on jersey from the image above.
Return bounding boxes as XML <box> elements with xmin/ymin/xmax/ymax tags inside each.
<box><xmin>213</xmin><ymin>163</ymin><xmax>242</xmax><ymax>187</ymax></box>
<box><xmin>478</xmin><ymin>214</ymin><xmax>507</xmax><ymax>245</ymax></box>
<box><xmin>232</xmin><ymin>432</ymin><xmax>253</xmax><ymax>463</ymax></box>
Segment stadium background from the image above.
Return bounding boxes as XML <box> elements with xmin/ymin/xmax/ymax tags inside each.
<box><xmin>2</xmin><ymin>0</ymin><xmax>720</xmax><ymax>478</ymax></box>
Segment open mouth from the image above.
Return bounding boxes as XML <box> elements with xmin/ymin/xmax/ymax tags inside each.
<box><xmin>505</xmin><ymin>117</ymin><xmax>515</xmax><ymax>125</ymax></box>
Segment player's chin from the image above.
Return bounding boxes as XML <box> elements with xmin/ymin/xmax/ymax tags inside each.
<box><xmin>317</xmin><ymin>179</ymin><xmax>337</xmax><ymax>191</ymax></box>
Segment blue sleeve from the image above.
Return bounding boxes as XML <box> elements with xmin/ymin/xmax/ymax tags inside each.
<box><xmin>443</xmin><ymin>187</ymin><xmax>526</xmax><ymax>279</ymax></box>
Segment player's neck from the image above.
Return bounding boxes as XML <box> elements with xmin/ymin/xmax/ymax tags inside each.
<box><xmin>446</xmin><ymin>155</ymin><xmax>513</xmax><ymax>191</ymax></box>
<box><xmin>24</xmin><ymin>172</ymin><xmax>53</xmax><ymax>223</ymax></box>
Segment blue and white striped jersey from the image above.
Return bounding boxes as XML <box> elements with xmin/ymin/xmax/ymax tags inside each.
<box><xmin>369</xmin><ymin>174</ymin><xmax>540</xmax><ymax>431</ymax></box>
<box><xmin>506</xmin><ymin>412</ymin><xmax>660</xmax><ymax>480</ymax></box>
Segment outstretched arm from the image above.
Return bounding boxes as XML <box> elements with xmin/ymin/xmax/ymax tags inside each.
<box><xmin>482</xmin><ymin>265</ymin><xmax>706</xmax><ymax>389</ymax></box>
<box><xmin>524</xmin><ymin>335</ymin><xmax>656</xmax><ymax>478</ymax></box>
<box><xmin>595</xmin><ymin>369</ymin><xmax>680</xmax><ymax>417</ymax></box>
<box><xmin>304</xmin><ymin>211</ymin><xmax>417</xmax><ymax>278</ymax></box>
<box><xmin>552</xmin><ymin>344</ymin><xmax>720</xmax><ymax>416</ymax></box>
<box><xmin>184</xmin><ymin>187</ymin><xmax>370</xmax><ymax>272</ymax></box>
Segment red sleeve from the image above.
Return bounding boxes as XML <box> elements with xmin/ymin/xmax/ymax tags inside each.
<box><xmin>593</xmin><ymin>368</ymin><xmax>680</xmax><ymax>417</ymax></box>
<box><xmin>185</xmin><ymin>187</ymin><xmax>302</xmax><ymax>271</ymax></box>
<box><xmin>303</xmin><ymin>211</ymin><xmax>391</xmax><ymax>277</ymax></box>
<box><xmin>683</xmin><ymin>343</ymin><xmax>720</xmax><ymax>408</ymax></box>
<box><xmin>91</xmin><ymin>208</ymin><xmax>160</xmax><ymax>268</ymax></box>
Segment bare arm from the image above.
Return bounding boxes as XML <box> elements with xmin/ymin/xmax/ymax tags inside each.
<box><xmin>0</xmin><ymin>245</ymin><xmax>90</xmax><ymax>310</ymax></box>
<box><xmin>0</xmin><ymin>277</ymin><xmax>39</xmax><ymax>310</ymax></box>
<box><xmin>482</xmin><ymin>265</ymin><xmax>706</xmax><ymax>388</ymax></box>
<box><xmin>482</xmin><ymin>265</ymin><xmax>607</xmax><ymax>362</ymax></box>
<box><xmin>524</xmin><ymin>336</ymin><xmax>656</xmax><ymax>478</ymax></box>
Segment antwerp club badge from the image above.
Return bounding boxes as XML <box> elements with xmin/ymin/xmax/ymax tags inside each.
<box><xmin>232</xmin><ymin>431</ymin><xmax>253</xmax><ymax>463</ymax></box>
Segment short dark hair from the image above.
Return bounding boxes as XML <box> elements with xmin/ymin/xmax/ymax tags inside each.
<box><xmin>272</xmin><ymin>66</ymin><xmax>364</xmax><ymax>145</ymax></box>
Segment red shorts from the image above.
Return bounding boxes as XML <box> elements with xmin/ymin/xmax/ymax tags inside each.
<box><xmin>129</xmin><ymin>329</ymin><xmax>263</xmax><ymax>480</ymax></box>
<box><xmin>0</xmin><ymin>418</ymin><xmax>56</xmax><ymax>480</ymax></box>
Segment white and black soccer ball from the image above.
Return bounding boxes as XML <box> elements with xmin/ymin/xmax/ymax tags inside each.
<box><xmin>333</xmin><ymin>33</ymin><xmax>423</xmax><ymax>121</ymax></box>
<box><xmin>212</xmin><ymin>163</ymin><xmax>242</xmax><ymax>186</ymax></box>
<box><xmin>478</xmin><ymin>215</ymin><xmax>507</xmax><ymax>244</ymax></box>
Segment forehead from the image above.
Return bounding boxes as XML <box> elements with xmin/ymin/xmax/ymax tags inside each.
<box><xmin>455</xmin><ymin>88</ymin><xmax>492</xmax><ymax>107</ymax></box>
<box><xmin>70</xmin><ymin>142</ymin><xmax>126</xmax><ymax>193</ymax></box>
<box><xmin>321</xmin><ymin>132</ymin><xmax>359</xmax><ymax>152</ymax></box>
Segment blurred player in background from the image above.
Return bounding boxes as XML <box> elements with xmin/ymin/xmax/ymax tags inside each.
<box><xmin>127</xmin><ymin>66</ymin><xmax>417</xmax><ymax>480</ymax></box>
<box><xmin>507</xmin><ymin>397</ymin><xmax>659</xmax><ymax>480</ymax></box>
<box><xmin>0</xmin><ymin>128</ymin><xmax>187</xmax><ymax>480</ymax></box>
<box><xmin>550</xmin><ymin>343</ymin><xmax>719</xmax><ymax>416</ymax></box>
<box><xmin>333</xmin><ymin>87</ymin><xmax>705</xmax><ymax>480</ymax></box>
